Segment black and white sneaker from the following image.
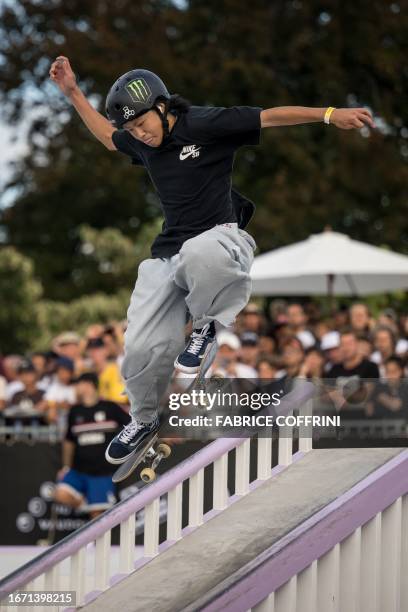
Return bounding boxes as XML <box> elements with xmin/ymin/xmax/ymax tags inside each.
<box><xmin>105</xmin><ymin>413</ymin><xmax>160</xmax><ymax>465</ymax></box>
<box><xmin>174</xmin><ymin>322</ymin><xmax>216</xmax><ymax>374</ymax></box>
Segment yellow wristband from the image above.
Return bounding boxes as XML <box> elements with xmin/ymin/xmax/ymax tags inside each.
<box><xmin>324</xmin><ymin>107</ymin><xmax>336</xmax><ymax>125</ymax></box>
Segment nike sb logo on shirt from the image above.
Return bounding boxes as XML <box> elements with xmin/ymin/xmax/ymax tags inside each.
<box><xmin>179</xmin><ymin>144</ymin><xmax>201</xmax><ymax>161</ymax></box>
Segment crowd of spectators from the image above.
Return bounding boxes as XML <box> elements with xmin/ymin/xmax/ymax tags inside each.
<box><xmin>1</xmin><ymin>300</ymin><xmax>406</xmax><ymax>519</ymax></box>
<box><xmin>0</xmin><ymin>301</ymin><xmax>407</xmax><ymax>429</ymax></box>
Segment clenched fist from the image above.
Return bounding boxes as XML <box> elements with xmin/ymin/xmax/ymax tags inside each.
<box><xmin>330</xmin><ymin>107</ymin><xmax>374</xmax><ymax>130</ymax></box>
<box><xmin>49</xmin><ymin>56</ymin><xmax>77</xmax><ymax>97</ymax></box>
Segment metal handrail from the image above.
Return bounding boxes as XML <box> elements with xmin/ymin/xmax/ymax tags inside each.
<box><xmin>0</xmin><ymin>381</ymin><xmax>315</xmax><ymax>596</ymax></box>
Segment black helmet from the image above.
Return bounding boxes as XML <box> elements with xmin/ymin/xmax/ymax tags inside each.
<box><xmin>106</xmin><ymin>69</ymin><xmax>170</xmax><ymax>129</ymax></box>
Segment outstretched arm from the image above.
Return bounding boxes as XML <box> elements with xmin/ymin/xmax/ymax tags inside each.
<box><xmin>49</xmin><ymin>56</ymin><xmax>117</xmax><ymax>150</ymax></box>
<box><xmin>260</xmin><ymin>106</ymin><xmax>374</xmax><ymax>130</ymax></box>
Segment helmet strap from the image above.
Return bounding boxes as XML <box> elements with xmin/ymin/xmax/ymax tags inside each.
<box><xmin>153</xmin><ymin>101</ymin><xmax>170</xmax><ymax>139</ymax></box>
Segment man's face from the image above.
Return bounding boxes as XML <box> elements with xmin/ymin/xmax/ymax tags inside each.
<box><xmin>123</xmin><ymin>109</ymin><xmax>163</xmax><ymax>147</ymax></box>
<box><xmin>282</xmin><ymin>342</ymin><xmax>304</xmax><ymax>368</ymax></box>
<box><xmin>19</xmin><ymin>370</ymin><xmax>37</xmax><ymax>387</ymax></box>
<box><xmin>76</xmin><ymin>381</ymin><xmax>98</xmax><ymax>403</ymax></box>
<box><xmin>287</xmin><ymin>305</ymin><xmax>305</xmax><ymax>328</ymax></box>
<box><xmin>240</xmin><ymin>343</ymin><xmax>259</xmax><ymax>364</ymax></box>
<box><xmin>357</xmin><ymin>339</ymin><xmax>372</xmax><ymax>359</ymax></box>
<box><xmin>57</xmin><ymin>367</ymin><xmax>72</xmax><ymax>384</ymax></box>
<box><xmin>58</xmin><ymin>342</ymin><xmax>80</xmax><ymax>360</ymax></box>
<box><xmin>350</xmin><ymin>305</ymin><xmax>369</xmax><ymax>330</ymax></box>
<box><xmin>243</xmin><ymin>313</ymin><xmax>261</xmax><ymax>332</ymax></box>
<box><xmin>218</xmin><ymin>345</ymin><xmax>237</xmax><ymax>363</ymax></box>
<box><xmin>375</xmin><ymin>330</ymin><xmax>393</xmax><ymax>353</ymax></box>
<box><xmin>340</xmin><ymin>333</ymin><xmax>359</xmax><ymax>361</ymax></box>
<box><xmin>88</xmin><ymin>346</ymin><xmax>108</xmax><ymax>367</ymax></box>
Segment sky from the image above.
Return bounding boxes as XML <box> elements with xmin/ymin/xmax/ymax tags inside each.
<box><xmin>0</xmin><ymin>122</ymin><xmax>27</xmax><ymax>207</ymax></box>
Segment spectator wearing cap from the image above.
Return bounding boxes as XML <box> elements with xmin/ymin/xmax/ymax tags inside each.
<box><xmin>320</xmin><ymin>331</ymin><xmax>342</xmax><ymax>373</ymax></box>
<box><xmin>286</xmin><ymin>303</ymin><xmax>316</xmax><ymax>350</ymax></box>
<box><xmin>86</xmin><ymin>338</ymin><xmax>128</xmax><ymax>404</ymax></box>
<box><xmin>44</xmin><ymin>357</ymin><xmax>77</xmax><ymax>425</ymax></box>
<box><xmin>54</xmin><ymin>332</ymin><xmax>84</xmax><ymax>376</ymax></box>
<box><xmin>85</xmin><ymin>324</ymin><xmax>106</xmax><ymax>341</ymax></box>
<box><xmin>5</xmin><ymin>360</ymin><xmax>47</xmax><ymax>422</ymax></box>
<box><xmin>239</xmin><ymin>331</ymin><xmax>260</xmax><ymax>369</ymax></box>
<box><xmin>209</xmin><ymin>331</ymin><xmax>257</xmax><ymax>378</ymax></box>
<box><xmin>54</xmin><ymin>372</ymin><xmax>130</xmax><ymax>519</ymax></box>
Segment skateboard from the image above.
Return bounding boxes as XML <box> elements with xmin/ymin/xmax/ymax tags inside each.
<box><xmin>112</xmin><ymin>338</ymin><xmax>219</xmax><ymax>484</ymax></box>
<box><xmin>112</xmin><ymin>423</ymin><xmax>171</xmax><ymax>484</ymax></box>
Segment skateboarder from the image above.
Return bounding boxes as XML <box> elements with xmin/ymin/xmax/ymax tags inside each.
<box><xmin>49</xmin><ymin>57</ymin><xmax>374</xmax><ymax>464</ymax></box>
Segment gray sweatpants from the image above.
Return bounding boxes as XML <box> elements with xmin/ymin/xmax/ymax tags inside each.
<box><xmin>121</xmin><ymin>223</ymin><xmax>256</xmax><ymax>421</ymax></box>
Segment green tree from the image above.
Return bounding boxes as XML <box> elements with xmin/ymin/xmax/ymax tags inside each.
<box><xmin>36</xmin><ymin>290</ymin><xmax>130</xmax><ymax>350</ymax></box>
<box><xmin>73</xmin><ymin>219</ymin><xmax>162</xmax><ymax>294</ymax></box>
<box><xmin>0</xmin><ymin>247</ymin><xmax>43</xmax><ymax>353</ymax></box>
<box><xmin>1</xmin><ymin>0</ymin><xmax>407</xmax><ymax>301</ymax></box>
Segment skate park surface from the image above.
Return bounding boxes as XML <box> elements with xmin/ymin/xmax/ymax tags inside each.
<box><xmin>82</xmin><ymin>447</ymin><xmax>403</xmax><ymax>612</ymax></box>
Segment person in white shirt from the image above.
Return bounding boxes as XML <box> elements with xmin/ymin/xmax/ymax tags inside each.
<box><xmin>208</xmin><ymin>331</ymin><xmax>257</xmax><ymax>379</ymax></box>
<box><xmin>44</xmin><ymin>357</ymin><xmax>77</xmax><ymax>426</ymax></box>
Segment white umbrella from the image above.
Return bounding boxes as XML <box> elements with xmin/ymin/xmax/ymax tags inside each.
<box><xmin>250</xmin><ymin>230</ymin><xmax>408</xmax><ymax>296</ymax></box>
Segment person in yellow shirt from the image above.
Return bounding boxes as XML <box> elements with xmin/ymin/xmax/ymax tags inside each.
<box><xmin>86</xmin><ymin>338</ymin><xmax>128</xmax><ymax>405</ymax></box>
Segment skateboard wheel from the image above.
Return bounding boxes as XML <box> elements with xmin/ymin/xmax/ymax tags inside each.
<box><xmin>141</xmin><ymin>467</ymin><xmax>156</xmax><ymax>483</ymax></box>
<box><xmin>157</xmin><ymin>443</ymin><xmax>171</xmax><ymax>458</ymax></box>
<box><xmin>210</xmin><ymin>373</ymin><xmax>225</xmax><ymax>380</ymax></box>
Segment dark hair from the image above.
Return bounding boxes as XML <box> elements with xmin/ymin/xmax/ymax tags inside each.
<box><xmin>256</xmin><ymin>354</ymin><xmax>281</xmax><ymax>370</ymax></box>
<box><xmin>305</xmin><ymin>346</ymin><xmax>324</xmax><ymax>357</ymax></box>
<box><xmin>75</xmin><ymin>372</ymin><xmax>99</xmax><ymax>389</ymax></box>
<box><xmin>372</xmin><ymin>325</ymin><xmax>396</xmax><ymax>347</ymax></box>
<box><xmin>384</xmin><ymin>355</ymin><xmax>404</xmax><ymax>370</ymax></box>
<box><xmin>339</xmin><ymin>326</ymin><xmax>357</xmax><ymax>339</ymax></box>
<box><xmin>167</xmin><ymin>93</ymin><xmax>191</xmax><ymax>114</ymax></box>
<box><xmin>281</xmin><ymin>335</ymin><xmax>305</xmax><ymax>353</ymax></box>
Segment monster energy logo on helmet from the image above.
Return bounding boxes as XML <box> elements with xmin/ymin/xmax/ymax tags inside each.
<box><xmin>126</xmin><ymin>79</ymin><xmax>152</xmax><ymax>104</ymax></box>
<box><xmin>106</xmin><ymin>69</ymin><xmax>170</xmax><ymax>128</ymax></box>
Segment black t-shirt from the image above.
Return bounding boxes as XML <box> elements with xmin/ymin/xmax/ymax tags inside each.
<box><xmin>326</xmin><ymin>359</ymin><xmax>380</xmax><ymax>381</ymax></box>
<box><xmin>372</xmin><ymin>381</ymin><xmax>408</xmax><ymax>419</ymax></box>
<box><xmin>325</xmin><ymin>358</ymin><xmax>380</xmax><ymax>418</ymax></box>
<box><xmin>65</xmin><ymin>400</ymin><xmax>130</xmax><ymax>475</ymax></box>
<box><xmin>112</xmin><ymin>105</ymin><xmax>262</xmax><ymax>257</ymax></box>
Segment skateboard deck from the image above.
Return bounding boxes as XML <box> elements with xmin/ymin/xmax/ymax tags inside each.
<box><xmin>112</xmin><ymin>424</ymin><xmax>171</xmax><ymax>484</ymax></box>
<box><xmin>112</xmin><ymin>338</ymin><xmax>219</xmax><ymax>484</ymax></box>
